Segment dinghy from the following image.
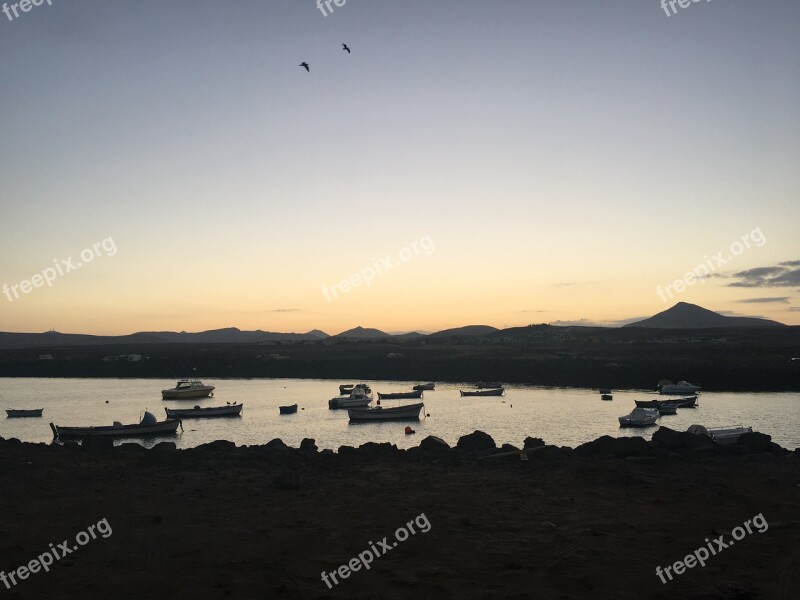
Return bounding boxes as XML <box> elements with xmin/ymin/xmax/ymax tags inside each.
<box><xmin>6</xmin><ymin>408</ymin><xmax>44</xmax><ymax>418</ymax></box>
<box><xmin>51</xmin><ymin>411</ymin><xmax>182</xmax><ymax>439</ymax></box>
<box><xmin>165</xmin><ymin>404</ymin><xmax>242</xmax><ymax>418</ymax></box>
<box><xmin>348</xmin><ymin>402</ymin><xmax>424</xmax><ymax>422</ymax></box>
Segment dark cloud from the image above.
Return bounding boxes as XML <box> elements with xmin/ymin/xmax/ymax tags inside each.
<box><xmin>726</xmin><ymin>262</ymin><xmax>800</xmax><ymax>288</ymax></box>
<box><xmin>737</xmin><ymin>297</ymin><xmax>790</xmax><ymax>304</ymax></box>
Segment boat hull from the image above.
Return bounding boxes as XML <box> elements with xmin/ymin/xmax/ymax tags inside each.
<box><xmin>377</xmin><ymin>390</ymin><xmax>423</xmax><ymax>400</ymax></box>
<box><xmin>635</xmin><ymin>396</ymin><xmax>697</xmax><ymax>410</ymax></box>
<box><xmin>51</xmin><ymin>419</ymin><xmax>181</xmax><ymax>439</ymax></box>
<box><xmin>460</xmin><ymin>388</ymin><xmax>504</xmax><ymax>397</ymax></box>
<box><xmin>6</xmin><ymin>409</ymin><xmax>44</xmax><ymax>418</ymax></box>
<box><xmin>329</xmin><ymin>397</ymin><xmax>372</xmax><ymax>409</ymax></box>
<box><xmin>161</xmin><ymin>388</ymin><xmax>215</xmax><ymax>400</ymax></box>
<box><xmin>348</xmin><ymin>403</ymin><xmax>424</xmax><ymax>422</ymax></box>
<box><xmin>165</xmin><ymin>405</ymin><xmax>242</xmax><ymax>418</ymax></box>
<box><xmin>413</xmin><ymin>383</ymin><xmax>435</xmax><ymax>391</ymax></box>
<box><xmin>279</xmin><ymin>404</ymin><xmax>298</xmax><ymax>415</ymax></box>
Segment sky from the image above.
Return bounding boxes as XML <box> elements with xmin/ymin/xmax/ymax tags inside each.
<box><xmin>1</xmin><ymin>0</ymin><xmax>799</xmax><ymax>335</ymax></box>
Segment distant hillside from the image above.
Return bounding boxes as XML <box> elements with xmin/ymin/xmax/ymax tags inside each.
<box><xmin>333</xmin><ymin>326</ymin><xmax>391</xmax><ymax>339</ymax></box>
<box><xmin>624</xmin><ymin>302</ymin><xmax>786</xmax><ymax>329</ymax></box>
<box><xmin>428</xmin><ymin>325</ymin><xmax>499</xmax><ymax>338</ymax></box>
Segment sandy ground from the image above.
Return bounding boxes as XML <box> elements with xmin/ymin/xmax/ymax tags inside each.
<box><xmin>0</xmin><ymin>437</ymin><xmax>798</xmax><ymax>600</ymax></box>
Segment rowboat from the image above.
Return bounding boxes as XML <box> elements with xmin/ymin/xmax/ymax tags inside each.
<box><xmin>600</xmin><ymin>394</ymin><xmax>613</xmax><ymax>401</ymax></box>
<box><xmin>279</xmin><ymin>404</ymin><xmax>298</xmax><ymax>415</ymax></box>
<box><xmin>348</xmin><ymin>402</ymin><xmax>424</xmax><ymax>422</ymax></box>
<box><xmin>413</xmin><ymin>382</ymin><xmax>435</xmax><ymax>391</ymax></box>
<box><xmin>161</xmin><ymin>379</ymin><xmax>215</xmax><ymax>400</ymax></box>
<box><xmin>618</xmin><ymin>407</ymin><xmax>659</xmax><ymax>427</ymax></box>
<box><xmin>50</xmin><ymin>411</ymin><xmax>182</xmax><ymax>439</ymax></box>
<box><xmin>329</xmin><ymin>384</ymin><xmax>373</xmax><ymax>409</ymax></box>
<box><xmin>658</xmin><ymin>380</ymin><xmax>701</xmax><ymax>395</ymax></box>
<box><xmin>475</xmin><ymin>382</ymin><xmax>502</xmax><ymax>389</ymax></box>
<box><xmin>377</xmin><ymin>390</ymin><xmax>423</xmax><ymax>400</ymax></box>
<box><xmin>635</xmin><ymin>396</ymin><xmax>697</xmax><ymax>410</ymax></box>
<box><xmin>460</xmin><ymin>387</ymin><xmax>504</xmax><ymax>397</ymax></box>
<box><xmin>165</xmin><ymin>404</ymin><xmax>242</xmax><ymax>418</ymax></box>
<box><xmin>6</xmin><ymin>408</ymin><xmax>44</xmax><ymax>418</ymax></box>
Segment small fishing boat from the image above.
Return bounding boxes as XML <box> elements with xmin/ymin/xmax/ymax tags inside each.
<box><xmin>339</xmin><ymin>383</ymin><xmax>371</xmax><ymax>395</ymax></box>
<box><xmin>635</xmin><ymin>396</ymin><xmax>697</xmax><ymax>409</ymax></box>
<box><xmin>348</xmin><ymin>402</ymin><xmax>424</xmax><ymax>422</ymax></box>
<box><xmin>377</xmin><ymin>390</ymin><xmax>423</xmax><ymax>400</ymax></box>
<box><xmin>658</xmin><ymin>404</ymin><xmax>678</xmax><ymax>415</ymax></box>
<box><xmin>6</xmin><ymin>408</ymin><xmax>44</xmax><ymax>418</ymax></box>
<box><xmin>412</xmin><ymin>382</ymin><xmax>435</xmax><ymax>391</ymax></box>
<box><xmin>658</xmin><ymin>380</ymin><xmax>701</xmax><ymax>395</ymax></box>
<box><xmin>475</xmin><ymin>382</ymin><xmax>502</xmax><ymax>389</ymax></box>
<box><xmin>165</xmin><ymin>404</ymin><xmax>242</xmax><ymax>418</ymax></box>
<box><xmin>161</xmin><ymin>379</ymin><xmax>215</xmax><ymax>400</ymax></box>
<box><xmin>460</xmin><ymin>387</ymin><xmax>504</xmax><ymax>397</ymax></box>
<box><xmin>279</xmin><ymin>404</ymin><xmax>298</xmax><ymax>415</ymax></box>
<box><xmin>618</xmin><ymin>407</ymin><xmax>659</xmax><ymax>428</ymax></box>
<box><xmin>329</xmin><ymin>384</ymin><xmax>373</xmax><ymax>409</ymax></box>
<box><xmin>51</xmin><ymin>411</ymin><xmax>182</xmax><ymax>439</ymax></box>
<box><xmin>687</xmin><ymin>424</ymin><xmax>753</xmax><ymax>445</ymax></box>
<box><xmin>600</xmin><ymin>394</ymin><xmax>613</xmax><ymax>401</ymax></box>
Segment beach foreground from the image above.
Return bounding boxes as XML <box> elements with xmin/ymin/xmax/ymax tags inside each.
<box><xmin>1</xmin><ymin>432</ymin><xmax>798</xmax><ymax>599</ymax></box>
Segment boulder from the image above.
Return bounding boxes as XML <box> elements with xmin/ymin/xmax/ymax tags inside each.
<box><xmin>151</xmin><ymin>442</ymin><xmax>177</xmax><ymax>451</ymax></box>
<box><xmin>272</xmin><ymin>471</ymin><xmax>305</xmax><ymax>490</ymax></box>
<box><xmin>197</xmin><ymin>440</ymin><xmax>236</xmax><ymax>451</ymax></box>
<box><xmin>456</xmin><ymin>430</ymin><xmax>496</xmax><ymax>453</ymax></box>
<box><xmin>523</xmin><ymin>437</ymin><xmax>545</xmax><ymax>449</ymax></box>
<box><xmin>81</xmin><ymin>436</ymin><xmax>114</xmax><ymax>451</ymax></box>
<box><xmin>652</xmin><ymin>427</ymin><xmax>715</xmax><ymax>451</ymax></box>
<box><xmin>358</xmin><ymin>442</ymin><xmax>398</xmax><ymax>457</ymax></box>
<box><xmin>529</xmin><ymin>445</ymin><xmax>572</xmax><ymax>459</ymax></box>
<box><xmin>265</xmin><ymin>438</ymin><xmax>289</xmax><ymax>450</ymax></box>
<box><xmin>500</xmin><ymin>443</ymin><xmax>521</xmax><ymax>453</ymax></box>
<box><xmin>575</xmin><ymin>436</ymin><xmax>651</xmax><ymax>458</ymax></box>
<box><xmin>300</xmin><ymin>438</ymin><xmax>318</xmax><ymax>453</ymax></box>
<box><xmin>419</xmin><ymin>435</ymin><xmax>450</xmax><ymax>455</ymax></box>
<box><xmin>736</xmin><ymin>432</ymin><xmax>772</xmax><ymax>453</ymax></box>
<box><xmin>338</xmin><ymin>445</ymin><xmax>357</xmax><ymax>457</ymax></box>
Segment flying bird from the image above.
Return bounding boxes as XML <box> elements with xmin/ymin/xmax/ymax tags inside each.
<box><xmin>342</xmin><ymin>44</ymin><xmax>350</xmax><ymax>54</ymax></box>
<box><xmin>300</xmin><ymin>62</ymin><xmax>309</xmax><ymax>72</ymax></box>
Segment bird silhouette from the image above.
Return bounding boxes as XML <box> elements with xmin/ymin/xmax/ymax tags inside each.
<box><xmin>342</xmin><ymin>44</ymin><xmax>350</xmax><ymax>54</ymax></box>
<box><xmin>300</xmin><ymin>62</ymin><xmax>310</xmax><ymax>72</ymax></box>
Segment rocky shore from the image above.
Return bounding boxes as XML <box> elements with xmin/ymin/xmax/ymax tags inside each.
<box><xmin>1</xmin><ymin>429</ymin><xmax>798</xmax><ymax>599</ymax></box>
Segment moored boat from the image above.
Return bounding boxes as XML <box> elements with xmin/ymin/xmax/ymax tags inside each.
<box><xmin>687</xmin><ymin>424</ymin><xmax>753</xmax><ymax>445</ymax></box>
<box><xmin>279</xmin><ymin>404</ymin><xmax>298</xmax><ymax>415</ymax></box>
<box><xmin>6</xmin><ymin>408</ymin><xmax>44</xmax><ymax>418</ymax></box>
<box><xmin>658</xmin><ymin>404</ymin><xmax>678</xmax><ymax>415</ymax></box>
<box><xmin>460</xmin><ymin>387</ymin><xmax>504</xmax><ymax>397</ymax></box>
<box><xmin>165</xmin><ymin>404</ymin><xmax>242</xmax><ymax>418</ymax></box>
<box><xmin>600</xmin><ymin>394</ymin><xmax>613</xmax><ymax>401</ymax></box>
<box><xmin>329</xmin><ymin>384</ymin><xmax>373</xmax><ymax>409</ymax></box>
<box><xmin>598</xmin><ymin>388</ymin><xmax>612</xmax><ymax>395</ymax></box>
<box><xmin>377</xmin><ymin>390</ymin><xmax>423</xmax><ymax>400</ymax></box>
<box><xmin>475</xmin><ymin>382</ymin><xmax>502</xmax><ymax>389</ymax></box>
<box><xmin>618</xmin><ymin>407</ymin><xmax>659</xmax><ymax>427</ymax></box>
<box><xmin>659</xmin><ymin>380</ymin><xmax>701</xmax><ymax>395</ymax></box>
<box><xmin>161</xmin><ymin>379</ymin><xmax>215</xmax><ymax>400</ymax></box>
<box><xmin>412</xmin><ymin>382</ymin><xmax>435</xmax><ymax>391</ymax></box>
<box><xmin>339</xmin><ymin>383</ymin><xmax>371</xmax><ymax>395</ymax></box>
<box><xmin>51</xmin><ymin>411</ymin><xmax>182</xmax><ymax>439</ymax></box>
<box><xmin>348</xmin><ymin>402</ymin><xmax>424</xmax><ymax>422</ymax></box>
<box><xmin>635</xmin><ymin>396</ymin><xmax>697</xmax><ymax>410</ymax></box>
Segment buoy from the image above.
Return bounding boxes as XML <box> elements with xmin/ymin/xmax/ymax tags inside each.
<box><xmin>404</xmin><ymin>426</ymin><xmax>415</xmax><ymax>435</ymax></box>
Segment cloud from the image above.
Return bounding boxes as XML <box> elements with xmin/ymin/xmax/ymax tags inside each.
<box><xmin>736</xmin><ymin>297</ymin><xmax>790</xmax><ymax>304</ymax></box>
<box><xmin>270</xmin><ymin>309</ymin><xmax>300</xmax><ymax>313</ymax></box>
<box><xmin>726</xmin><ymin>261</ymin><xmax>800</xmax><ymax>288</ymax></box>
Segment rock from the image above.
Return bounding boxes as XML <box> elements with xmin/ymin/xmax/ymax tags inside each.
<box><xmin>338</xmin><ymin>445</ymin><xmax>357</xmax><ymax>457</ymax></box>
<box><xmin>272</xmin><ymin>471</ymin><xmax>305</xmax><ymax>490</ymax></box>
<box><xmin>500</xmin><ymin>443</ymin><xmax>521</xmax><ymax>453</ymax></box>
<box><xmin>768</xmin><ymin>442</ymin><xmax>789</xmax><ymax>457</ymax></box>
<box><xmin>266</xmin><ymin>438</ymin><xmax>289</xmax><ymax>450</ymax></box>
<box><xmin>419</xmin><ymin>435</ymin><xmax>450</xmax><ymax>455</ymax></box>
<box><xmin>300</xmin><ymin>438</ymin><xmax>318</xmax><ymax>453</ymax></box>
<box><xmin>456</xmin><ymin>430</ymin><xmax>496</xmax><ymax>453</ymax></box>
<box><xmin>523</xmin><ymin>437</ymin><xmax>545</xmax><ymax>449</ymax></box>
<box><xmin>151</xmin><ymin>442</ymin><xmax>177</xmax><ymax>451</ymax></box>
<box><xmin>320</xmin><ymin>449</ymin><xmax>335</xmax><ymax>457</ymax></box>
<box><xmin>82</xmin><ymin>436</ymin><xmax>114</xmax><ymax>451</ymax></box>
<box><xmin>358</xmin><ymin>442</ymin><xmax>398</xmax><ymax>457</ymax></box>
<box><xmin>529</xmin><ymin>445</ymin><xmax>571</xmax><ymax>459</ymax></box>
<box><xmin>575</xmin><ymin>436</ymin><xmax>651</xmax><ymax>458</ymax></box>
<box><xmin>197</xmin><ymin>440</ymin><xmax>235</xmax><ymax>451</ymax></box>
<box><xmin>736</xmin><ymin>432</ymin><xmax>772</xmax><ymax>453</ymax></box>
<box><xmin>652</xmin><ymin>427</ymin><xmax>715</xmax><ymax>451</ymax></box>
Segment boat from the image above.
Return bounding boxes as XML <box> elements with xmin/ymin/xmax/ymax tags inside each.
<box><xmin>460</xmin><ymin>387</ymin><xmax>504</xmax><ymax>397</ymax></box>
<box><xmin>600</xmin><ymin>394</ymin><xmax>613</xmax><ymax>401</ymax></box>
<box><xmin>475</xmin><ymin>382</ymin><xmax>502</xmax><ymax>389</ymax></box>
<box><xmin>598</xmin><ymin>388</ymin><xmax>612</xmax><ymax>395</ymax></box>
<box><xmin>161</xmin><ymin>379</ymin><xmax>215</xmax><ymax>400</ymax></box>
<box><xmin>412</xmin><ymin>382</ymin><xmax>435</xmax><ymax>391</ymax></box>
<box><xmin>618</xmin><ymin>407</ymin><xmax>660</xmax><ymax>427</ymax></box>
<box><xmin>339</xmin><ymin>383</ymin><xmax>371</xmax><ymax>395</ymax></box>
<box><xmin>658</xmin><ymin>404</ymin><xmax>678</xmax><ymax>416</ymax></box>
<box><xmin>329</xmin><ymin>384</ymin><xmax>373</xmax><ymax>409</ymax></box>
<box><xmin>279</xmin><ymin>404</ymin><xmax>298</xmax><ymax>415</ymax></box>
<box><xmin>164</xmin><ymin>404</ymin><xmax>242</xmax><ymax>418</ymax></box>
<box><xmin>658</xmin><ymin>380</ymin><xmax>701</xmax><ymax>395</ymax></box>
<box><xmin>348</xmin><ymin>402</ymin><xmax>424</xmax><ymax>422</ymax></box>
<box><xmin>687</xmin><ymin>424</ymin><xmax>753</xmax><ymax>445</ymax></box>
<box><xmin>50</xmin><ymin>411</ymin><xmax>182</xmax><ymax>439</ymax></box>
<box><xmin>6</xmin><ymin>408</ymin><xmax>44</xmax><ymax>418</ymax></box>
<box><xmin>635</xmin><ymin>396</ymin><xmax>697</xmax><ymax>409</ymax></box>
<box><xmin>377</xmin><ymin>390</ymin><xmax>423</xmax><ymax>400</ymax></box>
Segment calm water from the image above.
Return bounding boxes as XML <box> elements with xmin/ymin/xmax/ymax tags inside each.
<box><xmin>1</xmin><ymin>378</ymin><xmax>798</xmax><ymax>451</ymax></box>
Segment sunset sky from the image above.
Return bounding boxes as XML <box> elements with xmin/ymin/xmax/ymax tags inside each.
<box><xmin>1</xmin><ymin>0</ymin><xmax>799</xmax><ymax>335</ymax></box>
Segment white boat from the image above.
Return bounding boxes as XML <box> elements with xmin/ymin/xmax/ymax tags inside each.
<box><xmin>161</xmin><ymin>379</ymin><xmax>215</xmax><ymax>400</ymax></box>
<box><xmin>329</xmin><ymin>384</ymin><xmax>373</xmax><ymax>409</ymax></box>
<box><xmin>164</xmin><ymin>404</ymin><xmax>242</xmax><ymax>418</ymax></box>
<box><xmin>618</xmin><ymin>407</ymin><xmax>660</xmax><ymax>427</ymax></box>
<box><xmin>659</xmin><ymin>380</ymin><xmax>701</xmax><ymax>395</ymax></box>
<box><xmin>687</xmin><ymin>424</ymin><xmax>753</xmax><ymax>445</ymax></box>
<box><xmin>348</xmin><ymin>402</ymin><xmax>424</xmax><ymax>422</ymax></box>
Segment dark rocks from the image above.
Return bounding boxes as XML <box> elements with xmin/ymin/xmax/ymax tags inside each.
<box><xmin>151</xmin><ymin>442</ymin><xmax>177</xmax><ymax>451</ymax></box>
<box><xmin>528</xmin><ymin>445</ymin><xmax>572</xmax><ymax>459</ymax></box>
<box><xmin>419</xmin><ymin>435</ymin><xmax>450</xmax><ymax>455</ymax></box>
<box><xmin>197</xmin><ymin>440</ymin><xmax>236</xmax><ymax>451</ymax></box>
<box><xmin>81</xmin><ymin>436</ymin><xmax>114</xmax><ymax>451</ymax></box>
<box><xmin>652</xmin><ymin>427</ymin><xmax>715</xmax><ymax>451</ymax></box>
<box><xmin>320</xmin><ymin>449</ymin><xmax>334</xmax><ymax>457</ymax></box>
<box><xmin>523</xmin><ymin>437</ymin><xmax>545</xmax><ymax>449</ymax></box>
<box><xmin>500</xmin><ymin>443</ymin><xmax>521</xmax><ymax>453</ymax></box>
<box><xmin>575</xmin><ymin>436</ymin><xmax>651</xmax><ymax>458</ymax></box>
<box><xmin>358</xmin><ymin>442</ymin><xmax>398</xmax><ymax>458</ymax></box>
<box><xmin>266</xmin><ymin>438</ymin><xmax>289</xmax><ymax>450</ymax></box>
<box><xmin>272</xmin><ymin>471</ymin><xmax>305</xmax><ymax>490</ymax></box>
<box><xmin>737</xmin><ymin>432</ymin><xmax>772</xmax><ymax>453</ymax></box>
<box><xmin>300</xmin><ymin>438</ymin><xmax>318</xmax><ymax>453</ymax></box>
<box><xmin>338</xmin><ymin>445</ymin><xmax>357</xmax><ymax>457</ymax></box>
<box><xmin>456</xmin><ymin>430</ymin><xmax>496</xmax><ymax>453</ymax></box>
